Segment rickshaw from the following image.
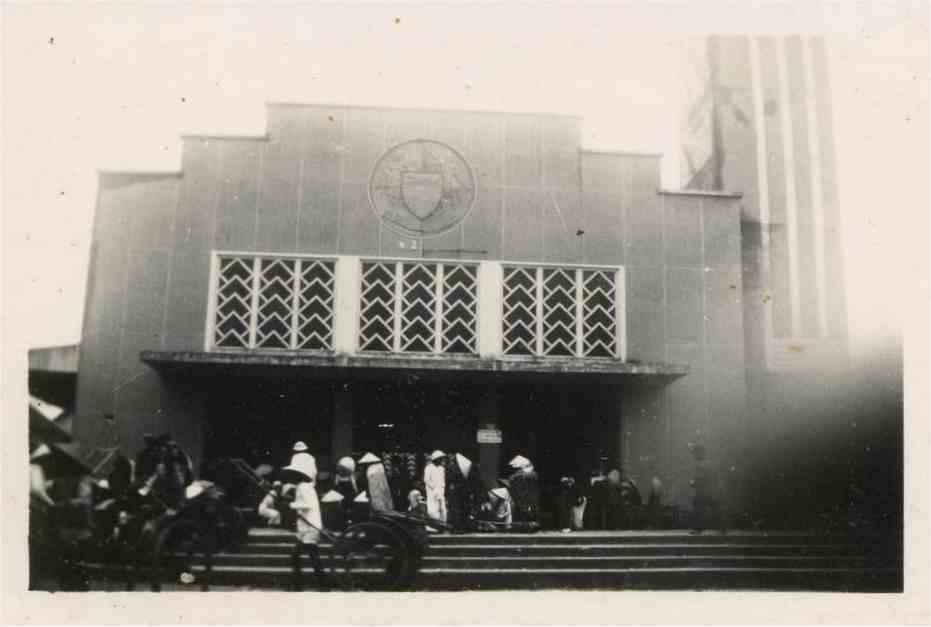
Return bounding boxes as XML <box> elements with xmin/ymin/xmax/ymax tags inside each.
<box><xmin>228</xmin><ymin>458</ymin><xmax>450</xmax><ymax>591</ymax></box>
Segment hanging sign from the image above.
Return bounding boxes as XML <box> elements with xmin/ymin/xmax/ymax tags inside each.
<box><xmin>476</xmin><ymin>428</ymin><xmax>502</xmax><ymax>444</ymax></box>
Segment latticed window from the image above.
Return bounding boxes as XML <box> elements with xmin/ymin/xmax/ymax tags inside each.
<box><xmin>503</xmin><ymin>265</ymin><xmax>619</xmax><ymax>358</ymax></box>
<box><xmin>209</xmin><ymin>253</ymin><xmax>621</xmax><ymax>360</ymax></box>
<box><xmin>581</xmin><ymin>270</ymin><xmax>617</xmax><ymax>357</ymax></box>
<box><xmin>502</xmin><ymin>267</ymin><xmax>537</xmax><ymax>355</ymax></box>
<box><xmin>211</xmin><ymin>255</ymin><xmax>335</xmax><ymax>351</ymax></box>
<box><xmin>358</xmin><ymin>260</ymin><xmax>478</xmax><ymax>354</ymax></box>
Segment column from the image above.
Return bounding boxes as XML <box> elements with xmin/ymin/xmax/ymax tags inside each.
<box><xmin>331</xmin><ymin>382</ymin><xmax>354</xmax><ymax>462</ymax></box>
<box><xmin>475</xmin><ymin>385</ymin><xmax>502</xmax><ymax>490</ymax></box>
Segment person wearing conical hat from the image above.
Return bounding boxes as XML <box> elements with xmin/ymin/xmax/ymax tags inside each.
<box><xmin>320</xmin><ymin>488</ymin><xmax>347</xmax><ymax>531</ymax></box>
<box><xmin>285</xmin><ymin>442</ymin><xmax>325</xmax><ymax>591</ymax></box>
<box><xmin>358</xmin><ymin>452</ymin><xmax>394</xmax><ymax>513</ymax></box>
<box><xmin>424</xmin><ymin>450</ymin><xmax>448</xmax><ymax>526</ymax></box>
<box><xmin>506</xmin><ymin>454</ymin><xmax>540</xmax><ymax>526</ymax></box>
<box><xmin>333</xmin><ymin>456</ymin><xmax>358</xmax><ymax>523</ymax></box>
<box><xmin>289</xmin><ymin>441</ymin><xmax>318</xmax><ymax>481</ymax></box>
<box><xmin>445</xmin><ymin>452</ymin><xmax>473</xmax><ymax>533</ymax></box>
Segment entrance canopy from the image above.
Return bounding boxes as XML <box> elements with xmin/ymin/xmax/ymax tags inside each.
<box><xmin>141</xmin><ymin>350</ymin><xmax>687</xmax><ymax>386</ymax></box>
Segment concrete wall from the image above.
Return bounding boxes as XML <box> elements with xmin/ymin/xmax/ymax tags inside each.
<box><xmin>76</xmin><ymin>104</ymin><xmax>747</xmax><ymax>501</ymax></box>
<box><xmin>74</xmin><ymin>172</ymin><xmax>212</xmax><ymax>465</ymax></box>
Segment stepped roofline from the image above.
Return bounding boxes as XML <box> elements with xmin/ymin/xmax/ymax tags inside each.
<box><xmin>267</xmin><ymin>101</ymin><xmax>582</xmax><ymax>120</ymax></box>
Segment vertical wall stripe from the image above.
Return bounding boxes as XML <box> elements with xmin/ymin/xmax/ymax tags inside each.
<box><xmin>802</xmin><ymin>36</ymin><xmax>830</xmax><ymax>338</ymax></box>
<box><xmin>160</xmin><ymin>181</ymin><xmax>182</xmax><ymax>350</ymax></box>
<box><xmin>776</xmin><ymin>37</ymin><xmax>802</xmax><ymax>336</ymax></box>
<box><xmin>748</xmin><ymin>37</ymin><xmax>774</xmax><ymax>366</ymax></box>
<box><xmin>294</xmin><ymin>113</ymin><xmax>307</xmax><ymax>253</ymax></box>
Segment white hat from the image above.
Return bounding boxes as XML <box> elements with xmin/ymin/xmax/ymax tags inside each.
<box><xmin>292</xmin><ymin>441</ymin><xmax>309</xmax><ymax>452</ymax></box>
<box><xmin>508</xmin><ymin>455</ymin><xmax>531</xmax><ymax>469</ymax></box>
<box><xmin>354</xmin><ymin>491</ymin><xmax>370</xmax><ymax>503</ymax></box>
<box><xmin>429</xmin><ymin>450</ymin><xmax>447</xmax><ymax>462</ymax></box>
<box><xmin>358</xmin><ymin>452</ymin><xmax>380</xmax><ymax>465</ymax></box>
<box><xmin>337</xmin><ymin>456</ymin><xmax>356</xmax><ymax>472</ymax></box>
<box><xmin>490</xmin><ymin>487</ymin><xmax>509</xmax><ymax>499</ymax></box>
<box><xmin>321</xmin><ymin>490</ymin><xmax>345</xmax><ymax>503</ymax></box>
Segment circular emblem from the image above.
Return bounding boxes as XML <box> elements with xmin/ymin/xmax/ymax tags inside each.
<box><xmin>369</xmin><ymin>139</ymin><xmax>476</xmax><ymax>237</ymax></box>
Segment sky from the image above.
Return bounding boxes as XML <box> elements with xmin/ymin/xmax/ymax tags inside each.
<box><xmin>3</xmin><ymin>1</ymin><xmax>927</xmax><ymax>359</ymax></box>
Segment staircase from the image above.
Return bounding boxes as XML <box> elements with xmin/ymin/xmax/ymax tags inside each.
<box><xmin>183</xmin><ymin>527</ymin><xmax>900</xmax><ymax>592</ymax></box>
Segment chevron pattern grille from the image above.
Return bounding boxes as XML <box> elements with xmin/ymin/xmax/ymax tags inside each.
<box><xmin>502</xmin><ymin>267</ymin><xmax>537</xmax><ymax>355</ymax></box>
<box><xmin>212</xmin><ymin>255</ymin><xmax>335</xmax><ymax>351</ymax></box>
<box><xmin>213</xmin><ymin>257</ymin><xmax>256</xmax><ymax>348</ymax></box>
<box><xmin>358</xmin><ymin>260</ymin><xmax>477</xmax><ymax>354</ymax></box>
<box><xmin>256</xmin><ymin>258</ymin><xmax>296</xmax><ymax>349</ymax></box>
<box><xmin>359</xmin><ymin>262</ymin><xmax>396</xmax><ymax>352</ymax></box>
<box><xmin>442</xmin><ymin>265</ymin><xmax>478</xmax><ymax>353</ymax></box>
<box><xmin>400</xmin><ymin>263</ymin><xmax>436</xmax><ymax>352</ymax></box>
<box><xmin>504</xmin><ymin>265</ymin><xmax>619</xmax><ymax>358</ymax></box>
<box><xmin>541</xmin><ymin>268</ymin><xmax>576</xmax><ymax>356</ymax></box>
<box><xmin>582</xmin><ymin>270</ymin><xmax>617</xmax><ymax>357</ymax></box>
<box><xmin>297</xmin><ymin>260</ymin><xmax>335</xmax><ymax>350</ymax></box>
<box><xmin>211</xmin><ymin>254</ymin><xmax>617</xmax><ymax>359</ymax></box>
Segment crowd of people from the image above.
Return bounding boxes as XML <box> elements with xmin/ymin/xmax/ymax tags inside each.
<box><xmin>249</xmin><ymin>443</ymin><xmax>708</xmax><ymax>536</ymax></box>
<box><xmin>28</xmin><ymin>431</ymin><xmax>725</xmax><ymax>590</ymax></box>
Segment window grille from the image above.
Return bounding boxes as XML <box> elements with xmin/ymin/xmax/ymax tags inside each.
<box><xmin>400</xmin><ymin>263</ymin><xmax>436</xmax><ymax>352</ymax></box>
<box><xmin>358</xmin><ymin>262</ymin><xmax>397</xmax><ymax>352</ymax></box>
<box><xmin>503</xmin><ymin>265</ymin><xmax>620</xmax><ymax>358</ymax></box>
<box><xmin>213</xmin><ymin>257</ymin><xmax>255</xmax><ymax>349</ymax></box>
<box><xmin>442</xmin><ymin>264</ymin><xmax>478</xmax><ymax>353</ymax></box>
<box><xmin>211</xmin><ymin>255</ymin><xmax>335</xmax><ymax>351</ymax></box>
<box><xmin>358</xmin><ymin>260</ymin><xmax>478</xmax><ymax>354</ymax></box>
<box><xmin>542</xmin><ymin>268</ymin><xmax>576</xmax><ymax>356</ymax></box>
<box><xmin>209</xmin><ymin>254</ymin><xmax>620</xmax><ymax>360</ymax></box>
<box><xmin>502</xmin><ymin>267</ymin><xmax>537</xmax><ymax>355</ymax></box>
<box><xmin>581</xmin><ymin>270</ymin><xmax>617</xmax><ymax>357</ymax></box>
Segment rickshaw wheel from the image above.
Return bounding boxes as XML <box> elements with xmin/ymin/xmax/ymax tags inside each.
<box><xmin>150</xmin><ymin>519</ymin><xmax>213</xmax><ymax>592</ymax></box>
<box><xmin>333</xmin><ymin>521</ymin><xmax>410</xmax><ymax>590</ymax></box>
<box><xmin>369</xmin><ymin>516</ymin><xmax>424</xmax><ymax>588</ymax></box>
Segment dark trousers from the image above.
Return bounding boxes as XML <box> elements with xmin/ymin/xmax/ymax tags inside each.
<box><xmin>290</xmin><ymin>542</ymin><xmax>326</xmax><ymax>590</ymax></box>
<box><xmin>693</xmin><ymin>496</ymin><xmax>726</xmax><ymax>532</ymax></box>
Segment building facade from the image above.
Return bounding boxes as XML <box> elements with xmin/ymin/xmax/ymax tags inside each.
<box><xmin>75</xmin><ymin>100</ymin><xmax>753</xmax><ymax>518</ymax></box>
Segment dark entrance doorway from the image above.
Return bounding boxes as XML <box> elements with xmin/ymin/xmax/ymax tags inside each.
<box><xmin>499</xmin><ymin>383</ymin><xmax>621</xmax><ymax>485</ymax></box>
<box><xmin>203</xmin><ymin>376</ymin><xmax>334</xmax><ymax>470</ymax></box>
<box><xmin>353</xmin><ymin>380</ymin><xmax>479</xmax><ymax>458</ymax></box>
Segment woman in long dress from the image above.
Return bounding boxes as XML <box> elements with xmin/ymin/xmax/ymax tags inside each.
<box><xmin>358</xmin><ymin>452</ymin><xmax>394</xmax><ymax>512</ymax></box>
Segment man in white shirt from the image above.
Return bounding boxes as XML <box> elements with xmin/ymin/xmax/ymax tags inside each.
<box><xmin>285</xmin><ymin>442</ymin><xmax>326</xmax><ymax>590</ymax></box>
<box><xmin>424</xmin><ymin>450</ymin><xmax>448</xmax><ymax>525</ymax></box>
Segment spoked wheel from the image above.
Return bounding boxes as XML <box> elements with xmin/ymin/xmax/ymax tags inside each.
<box><xmin>150</xmin><ymin>519</ymin><xmax>214</xmax><ymax>592</ymax></box>
<box><xmin>333</xmin><ymin>522</ymin><xmax>412</xmax><ymax>590</ymax></box>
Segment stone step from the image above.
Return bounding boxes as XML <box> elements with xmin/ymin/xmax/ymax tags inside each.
<box><xmin>246</xmin><ymin>528</ymin><xmax>885</xmax><ymax>546</ymax></box>
<box><xmin>179</xmin><ymin>564</ymin><xmax>900</xmax><ymax>592</ymax></box>
<box><xmin>194</xmin><ymin>552</ymin><xmax>878</xmax><ymax>570</ymax></box>
<box><xmin>238</xmin><ymin>541</ymin><xmax>875</xmax><ymax>557</ymax></box>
